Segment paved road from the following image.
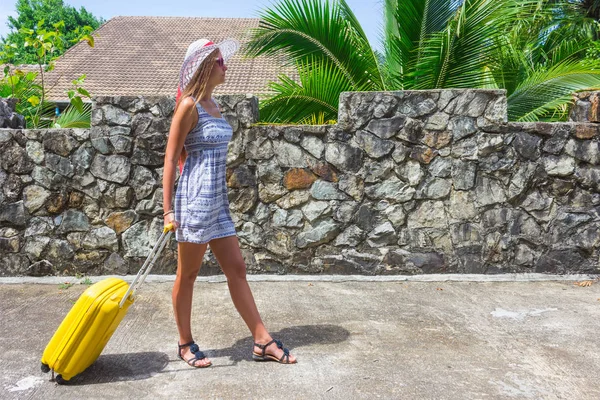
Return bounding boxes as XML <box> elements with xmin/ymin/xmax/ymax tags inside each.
<box><xmin>1</xmin><ymin>277</ymin><xmax>599</xmax><ymax>399</ymax></box>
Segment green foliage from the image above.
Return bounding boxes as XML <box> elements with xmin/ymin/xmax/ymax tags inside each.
<box><xmin>0</xmin><ymin>65</ymin><xmax>43</xmax><ymax>124</ymax></box>
<box><xmin>53</xmin><ymin>102</ymin><xmax>91</xmax><ymax>128</ymax></box>
<box><xmin>246</xmin><ymin>0</ymin><xmax>382</xmax><ymax>124</ymax></box>
<box><xmin>2</xmin><ymin>0</ymin><xmax>103</xmax><ymax>64</ymax></box>
<box><xmin>477</xmin><ymin>2</ymin><xmax>600</xmax><ymax>119</ymax></box>
<box><xmin>383</xmin><ymin>0</ymin><xmax>461</xmax><ymax>89</ymax></box>
<box><xmin>58</xmin><ymin>281</ymin><xmax>75</xmax><ymax>290</ymax></box>
<box><xmin>259</xmin><ymin>57</ymin><xmax>350</xmax><ymax>123</ymax></box>
<box><xmin>0</xmin><ymin>15</ymin><xmax>94</xmax><ymax>128</ymax></box>
<box><xmin>247</xmin><ymin>0</ymin><xmax>600</xmax><ymax>123</ymax></box>
<box><xmin>66</xmin><ymin>74</ymin><xmax>91</xmax><ymax>113</ymax></box>
<box><xmin>79</xmin><ymin>276</ymin><xmax>92</xmax><ymax>285</ymax></box>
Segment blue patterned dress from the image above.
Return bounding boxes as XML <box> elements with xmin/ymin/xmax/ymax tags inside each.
<box><xmin>174</xmin><ymin>98</ymin><xmax>236</xmax><ymax>244</ymax></box>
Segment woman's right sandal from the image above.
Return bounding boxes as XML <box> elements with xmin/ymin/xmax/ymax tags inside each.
<box><xmin>178</xmin><ymin>341</ymin><xmax>212</xmax><ymax>368</ymax></box>
<box><xmin>252</xmin><ymin>339</ymin><xmax>296</xmax><ymax>364</ymax></box>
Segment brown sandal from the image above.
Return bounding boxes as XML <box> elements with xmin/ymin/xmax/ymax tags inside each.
<box><xmin>252</xmin><ymin>339</ymin><xmax>296</xmax><ymax>364</ymax></box>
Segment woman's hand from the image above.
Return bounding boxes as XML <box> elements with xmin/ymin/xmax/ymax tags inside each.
<box><xmin>164</xmin><ymin>212</ymin><xmax>179</xmax><ymax>230</ymax></box>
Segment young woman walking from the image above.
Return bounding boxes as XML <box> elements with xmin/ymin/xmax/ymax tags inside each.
<box><xmin>162</xmin><ymin>38</ymin><xmax>296</xmax><ymax>368</ymax></box>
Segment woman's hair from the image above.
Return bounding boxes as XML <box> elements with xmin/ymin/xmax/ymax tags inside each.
<box><xmin>174</xmin><ymin>48</ymin><xmax>219</xmax><ymax>170</ymax></box>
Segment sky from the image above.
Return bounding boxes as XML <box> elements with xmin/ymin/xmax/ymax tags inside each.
<box><xmin>0</xmin><ymin>0</ymin><xmax>385</xmax><ymax>51</ymax></box>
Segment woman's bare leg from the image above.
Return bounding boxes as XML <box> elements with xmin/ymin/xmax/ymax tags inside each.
<box><xmin>210</xmin><ymin>235</ymin><xmax>296</xmax><ymax>363</ymax></box>
<box><xmin>172</xmin><ymin>241</ymin><xmax>211</xmax><ymax>367</ymax></box>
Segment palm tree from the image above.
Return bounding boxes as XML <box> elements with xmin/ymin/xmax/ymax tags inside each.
<box><xmin>245</xmin><ymin>0</ymin><xmax>383</xmax><ymax>123</ymax></box>
<box><xmin>493</xmin><ymin>1</ymin><xmax>600</xmax><ymax>120</ymax></box>
<box><xmin>245</xmin><ymin>0</ymin><xmax>600</xmax><ymax>123</ymax></box>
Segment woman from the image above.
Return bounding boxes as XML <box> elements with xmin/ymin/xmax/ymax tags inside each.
<box><xmin>162</xmin><ymin>38</ymin><xmax>297</xmax><ymax>367</ymax></box>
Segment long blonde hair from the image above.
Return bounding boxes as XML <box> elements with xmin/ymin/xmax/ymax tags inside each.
<box><xmin>175</xmin><ymin>48</ymin><xmax>219</xmax><ymax>170</ymax></box>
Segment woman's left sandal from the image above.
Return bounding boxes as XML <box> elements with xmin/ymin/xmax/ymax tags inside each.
<box><xmin>178</xmin><ymin>341</ymin><xmax>212</xmax><ymax>368</ymax></box>
<box><xmin>252</xmin><ymin>339</ymin><xmax>296</xmax><ymax>364</ymax></box>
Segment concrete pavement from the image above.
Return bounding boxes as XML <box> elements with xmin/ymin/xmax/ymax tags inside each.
<box><xmin>1</xmin><ymin>275</ymin><xmax>599</xmax><ymax>399</ymax></box>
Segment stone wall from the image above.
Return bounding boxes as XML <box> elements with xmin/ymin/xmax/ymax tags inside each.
<box><xmin>1</xmin><ymin>90</ymin><xmax>600</xmax><ymax>276</ymax></box>
<box><xmin>570</xmin><ymin>91</ymin><xmax>600</xmax><ymax>123</ymax></box>
<box><xmin>0</xmin><ymin>98</ymin><xmax>24</xmax><ymax>129</ymax></box>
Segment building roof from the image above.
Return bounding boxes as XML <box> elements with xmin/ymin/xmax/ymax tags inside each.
<box><xmin>44</xmin><ymin>16</ymin><xmax>296</xmax><ymax>102</ymax></box>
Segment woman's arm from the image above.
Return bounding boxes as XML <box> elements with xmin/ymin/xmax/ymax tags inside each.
<box><xmin>163</xmin><ymin>97</ymin><xmax>198</xmax><ymax>226</ymax></box>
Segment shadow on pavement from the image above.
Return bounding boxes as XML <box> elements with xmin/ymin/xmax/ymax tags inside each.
<box><xmin>57</xmin><ymin>325</ymin><xmax>348</xmax><ymax>383</ymax></box>
<box><xmin>66</xmin><ymin>351</ymin><xmax>169</xmax><ymax>385</ymax></box>
<box><xmin>207</xmin><ymin>324</ymin><xmax>350</xmax><ymax>364</ymax></box>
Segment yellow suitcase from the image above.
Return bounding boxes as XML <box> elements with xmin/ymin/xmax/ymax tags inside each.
<box><xmin>40</xmin><ymin>224</ymin><xmax>173</xmax><ymax>384</ymax></box>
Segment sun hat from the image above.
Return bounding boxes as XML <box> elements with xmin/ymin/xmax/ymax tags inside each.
<box><xmin>178</xmin><ymin>38</ymin><xmax>240</xmax><ymax>91</ymax></box>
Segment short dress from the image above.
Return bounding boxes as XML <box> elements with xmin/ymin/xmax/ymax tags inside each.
<box><xmin>174</xmin><ymin>97</ymin><xmax>236</xmax><ymax>244</ymax></box>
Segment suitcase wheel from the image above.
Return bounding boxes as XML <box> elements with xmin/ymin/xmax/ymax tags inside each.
<box><xmin>40</xmin><ymin>363</ymin><xmax>50</xmax><ymax>373</ymax></box>
<box><xmin>55</xmin><ymin>375</ymin><xmax>68</xmax><ymax>385</ymax></box>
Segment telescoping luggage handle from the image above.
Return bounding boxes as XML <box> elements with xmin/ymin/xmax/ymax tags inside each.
<box><xmin>119</xmin><ymin>224</ymin><xmax>175</xmax><ymax>308</ymax></box>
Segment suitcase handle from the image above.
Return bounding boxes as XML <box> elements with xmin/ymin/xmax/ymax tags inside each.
<box><xmin>119</xmin><ymin>223</ymin><xmax>175</xmax><ymax>308</ymax></box>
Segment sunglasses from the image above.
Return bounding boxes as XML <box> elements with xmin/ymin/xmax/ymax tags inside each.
<box><xmin>215</xmin><ymin>57</ymin><xmax>225</xmax><ymax>68</ymax></box>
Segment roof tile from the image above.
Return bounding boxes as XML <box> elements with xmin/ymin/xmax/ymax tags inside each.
<box><xmin>43</xmin><ymin>16</ymin><xmax>297</xmax><ymax>101</ymax></box>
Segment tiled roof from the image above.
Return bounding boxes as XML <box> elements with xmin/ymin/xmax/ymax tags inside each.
<box><xmin>44</xmin><ymin>16</ymin><xmax>297</xmax><ymax>102</ymax></box>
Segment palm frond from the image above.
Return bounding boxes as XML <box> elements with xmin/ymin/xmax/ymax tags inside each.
<box><xmin>31</xmin><ymin>101</ymin><xmax>59</xmax><ymax>129</ymax></box>
<box><xmin>551</xmin><ymin>0</ymin><xmax>600</xmax><ymax>41</ymax></box>
<box><xmin>383</xmin><ymin>0</ymin><xmax>458</xmax><ymax>89</ymax></box>
<box><xmin>337</xmin><ymin>0</ymin><xmax>385</xmax><ymax>89</ymax></box>
<box><xmin>487</xmin><ymin>35</ymin><xmax>527</xmax><ymax>95</ymax></box>
<box><xmin>259</xmin><ymin>57</ymin><xmax>353</xmax><ymax>123</ymax></box>
<box><xmin>52</xmin><ymin>103</ymin><xmax>91</xmax><ymax>128</ymax></box>
<box><xmin>543</xmin><ymin>26</ymin><xmax>596</xmax><ymax>65</ymax></box>
<box><xmin>508</xmin><ymin>58</ymin><xmax>600</xmax><ymax>121</ymax></box>
<box><xmin>245</xmin><ymin>0</ymin><xmax>382</xmax><ymax>91</ymax></box>
<box><xmin>298</xmin><ymin>111</ymin><xmax>337</xmax><ymax>125</ymax></box>
<box><xmin>409</xmin><ymin>0</ymin><xmax>542</xmax><ymax>89</ymax></box>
